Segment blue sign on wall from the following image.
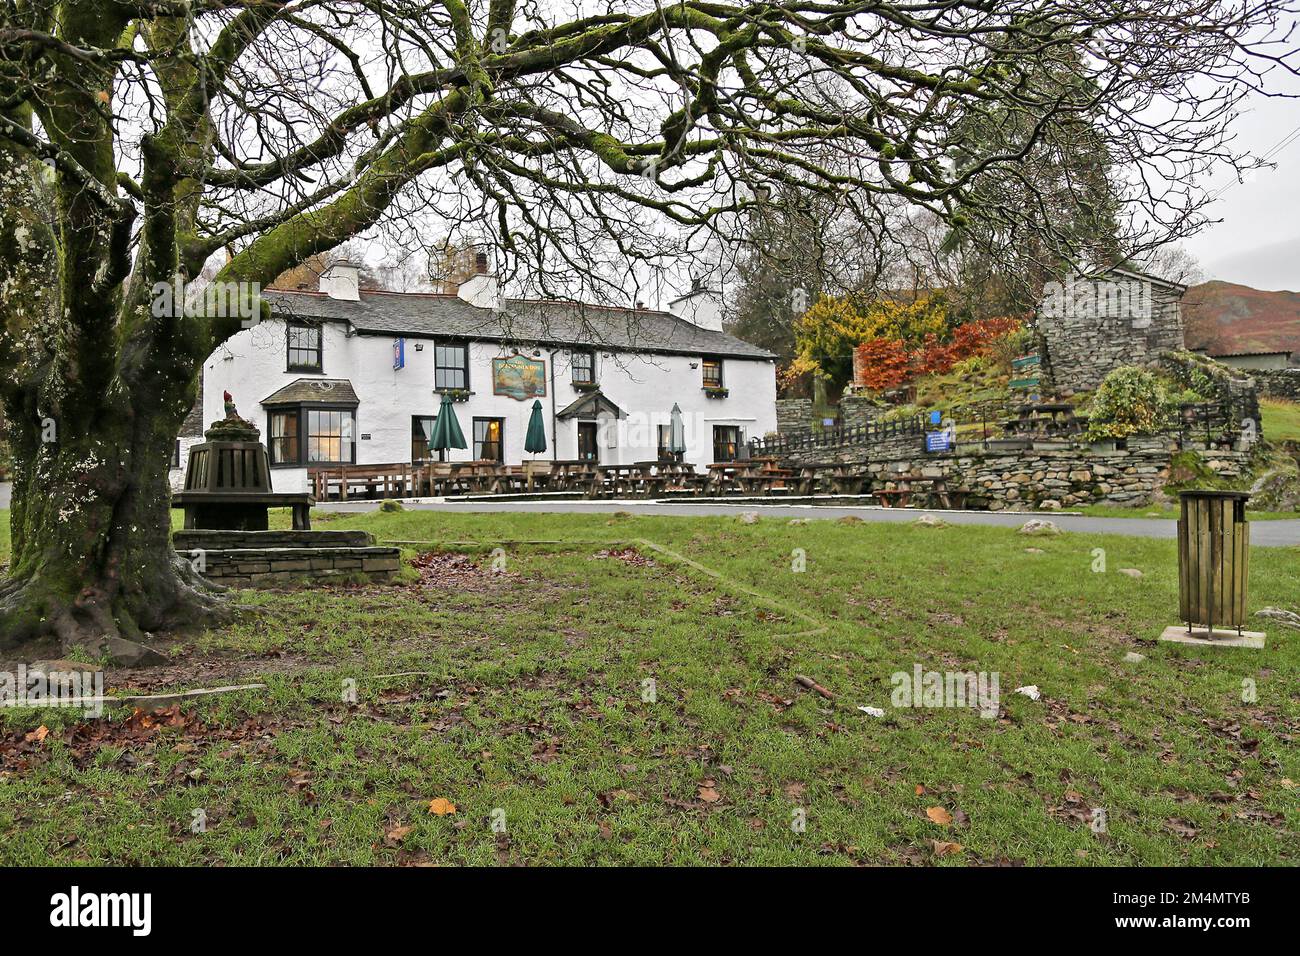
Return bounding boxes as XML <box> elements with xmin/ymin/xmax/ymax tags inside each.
<box><xmin>393</xmin><ymin>337</ymin><xmax>405</xmax><ymax>370</ymax></box>
<box><xmin>925</xmin><ymin>430</ymin><xmax>952</xmax><ymax>452</ymax></box>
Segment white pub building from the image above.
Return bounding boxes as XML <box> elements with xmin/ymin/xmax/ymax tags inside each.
<box><xmin>174</xmin><ymin>257</ymin><xmax>777</xmax><ymax>494</ymax></box>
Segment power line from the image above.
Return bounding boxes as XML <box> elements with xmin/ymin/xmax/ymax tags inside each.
<box><xmin>1208</xmin><ymin>121</ymin><xmax>1300</xmax><ymax>201</ymax></box>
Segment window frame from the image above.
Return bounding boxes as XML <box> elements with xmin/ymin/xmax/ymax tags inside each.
<box><xmin>267</xmin><ymin>409</ymin><xmax>301</xmax><ymax>466</ymax></box>
<box><xmin>656</xmin><ymin>424</ymin><xmax>673</xmax><ymax>462</ymax></box>
<box><xmin>286</xmin><ymin>320</ymin><xmax>324</xmax><ymax>373</ymax></box>
<box><xmin>434</xmin><ymin>339</ymin><xmax>470</xmax><ymax>392</ymax></box>
<box><xmin>701</xmin><ymin>357</ymin><xmax>723</xmax><ymax>389</ymax></box>
<box><xmin>304</xmin><ymin>407</ymin><xmax>354</xmax><ymax>465</ymax></box>
<box><xmin>265</xmin><ymin>403</ymin><xmax>356</xmax><ymax>467</ymax></box>
<box><xmin>472</xmin><ymin>416</ymin><xmax>505</xmax><ymax>463</ymax></box>
<box><xmin>571</xmin><ymin>349</ymin><xmax>596</xmax><ymax>385</ymax></box>
<box><xmin>411</xmin><ymin>414</ymin><xmax>444</xmax><ymax>463</ymax></box>
<box><xmin>712</xmin><ymin>424</ymin><xmax>741</xmax><ymax>462</ymax></box>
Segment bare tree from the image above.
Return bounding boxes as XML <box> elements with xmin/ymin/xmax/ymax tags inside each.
<box><xmin>0</xmin><ymin>0</ymin><xmax>1295</xmax><ymax>652</ymax></box>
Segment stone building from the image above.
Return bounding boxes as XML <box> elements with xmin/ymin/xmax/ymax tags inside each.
<box><xmin>1036</xmin><ymin>267</ymin><xmax>1187</xmax><ymax>393</ymax></box>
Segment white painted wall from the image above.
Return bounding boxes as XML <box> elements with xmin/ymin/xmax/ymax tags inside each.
<box><xmin>176</xmin><ymin>316</ymin><xmax>776</xmax><ymax>494</ymax></box>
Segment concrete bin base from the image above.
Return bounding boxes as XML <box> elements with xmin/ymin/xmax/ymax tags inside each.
<box><xmin>1159</xmin><ymin>624</ymin><xmax>1265</xmax><ymax>649</ymax></box>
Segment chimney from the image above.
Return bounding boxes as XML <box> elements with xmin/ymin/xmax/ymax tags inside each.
<box><xmin>457</xmin><ymin>248</ymin><xmax>500</xmax><ymax>309</ymax></box>
<box><xmin>320</xmin><ymin>259</ymin><xmax>360</xmax><ymax>300</ymax></box>
<box><xmin>668</xmin><ymin>279</ymin><xmax>723</xmax><ymax>332</ymax></box>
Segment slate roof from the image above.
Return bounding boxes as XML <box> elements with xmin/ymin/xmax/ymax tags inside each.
<box><xmin>555</xmin><ymin>390</ymin><xmax>626</xmax><ymax>420</ymax></box>
<box><xmin>261</xmin><ymin>378</ymin><xmax>360</xmax><ymax>406</ymax></box>
<box><xmin>263</xmin><ymin>289</ymin><xmax>775</xmax><ymax>360</ymax></box>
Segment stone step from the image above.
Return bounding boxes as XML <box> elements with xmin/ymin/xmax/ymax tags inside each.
<box><xmin>173</xmin><ymin>529</ymin><xmax>374</xmax><ymax>551</ymax></box>
<box><xmin>176</xmin><ymin>545</ymin><xmax>401</xmax><ymax>588</ymax></box>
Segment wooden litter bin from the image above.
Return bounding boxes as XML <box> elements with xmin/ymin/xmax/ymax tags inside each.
<box><xmin>1177</xmin><ymin>490</ymin><xmax>1250</xmax><ymax>636</ymax></box>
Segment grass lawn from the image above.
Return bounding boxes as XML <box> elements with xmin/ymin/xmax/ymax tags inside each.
<box><xmin>1262</xmin><ymin>398</ymin><xmax>1300</xmax><ymax>444</ymax></box>
<box><xmin>1</xmin><ymin>507</ymin><xmax>1296</xmax><ymax>865</ymax></box>
<box><xmin>1077</xmin><ymin>503</ymin><xmax>1298</xmax><ymax>521</ymax></box>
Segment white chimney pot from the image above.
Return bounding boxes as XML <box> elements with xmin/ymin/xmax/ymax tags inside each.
<box><xmin>669</xmin><ymin>283</ymin><xmax>723</xmax><ymax>332</ymax></box>
<box><xmin>457</xmin><ymin>256</ymin><xmax>500</xmax><ymax>309</ymax></box>
<box><xmin>321</xmin><ymin>260</ymin><xmax>360</xmax><ymax>300</ymax></box>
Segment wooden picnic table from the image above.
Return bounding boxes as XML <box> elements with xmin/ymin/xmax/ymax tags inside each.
<box><xmin>793</xmin><ymin>461</ymin><xmax>867</xmax><ymax>496</ymax></box>
<box><xmin>595</xmin><ymin>462</ymin><xmax>661</xmax><ymax>497</ymax></box>
<box><xmin>548</xmin><ymin>459</ymin><xmax>597</xmax><ymax>491</ymax></box>
<box><xmin>653</xmin><ymin>460</ymin><xmax>697</xmax><ymax>477</ymax></box>
<box><xmin>446</xmin><ymin>459</ymin><xmax>500</xmax><ymax>494</ymax></box>
<box><xmin>486</xmin><ymin>465</ymin><xmax>527</xmax><ymax>494</ymax></box>
<box><xmin>874</xmin><ymin>476</ymin><xmax>968</xmax><ymax>510</ymax></box>
<box><xmin>704</xmin><ymin>461</ymin><xmax>757</xmax><ymax>495</ymax></box>
<box><xmin>309</xmin><ymin>463</ymin><xmax>414</xmax><ymax>500</ymax></box>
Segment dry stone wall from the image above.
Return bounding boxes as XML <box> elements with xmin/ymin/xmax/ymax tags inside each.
<box><xmin>780</xmin><ymin>433</ymin><xmax>1251</xmax><ymax>509</ymax></box>
<box><xmin>1256</xmin><ymin>369</ymin><xmax>1300</xmax><ymax>403</ymax></box>
<box><xmin>774</xmin><ymin>398</ymin><xmax>812</xmax><ymax>435</ymax></box>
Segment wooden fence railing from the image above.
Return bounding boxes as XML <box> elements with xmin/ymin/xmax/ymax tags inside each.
<box><xmin>749</xmin><ymin>415</ymin><xmax>927</xmax><ymax>456</ymax></box>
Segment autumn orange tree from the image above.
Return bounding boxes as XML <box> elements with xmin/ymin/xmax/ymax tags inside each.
<box><xmin>854</xmin><ymin>339</ymin><xmax>912</xmax><ymax>392</ymax></box>
<box><xmin>793</xmin><ymin>293</ymin><xmax>951</xmax><ymax>392</ymax></box>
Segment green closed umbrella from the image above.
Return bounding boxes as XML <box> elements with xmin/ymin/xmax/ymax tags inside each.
<box><xmin>524</xmin><ymin>399</ymin><xmax>548</xmax><ymax>456</ymax></box>
<box><xmin>430</xmin><ymin>392</ymin><xmax>467</xmax><ymax>452</ymax></box>
<box><xmin>668</xmin><ymin>403</ymin><xmax>687</xmax><ymax>460</ymax></box>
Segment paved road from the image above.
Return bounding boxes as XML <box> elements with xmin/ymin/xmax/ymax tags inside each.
<box><xmin>2</xmin><ymin>481</ymin><xmax>1292</xmax><ymax>546</ymax></box>
<box><xmin>316</xmin><ymin>496</ymin><xmax>1300</xmax><ymax>547</ymax></box>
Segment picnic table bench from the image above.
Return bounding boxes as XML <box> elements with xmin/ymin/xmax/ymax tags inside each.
<box><xmin>310</xmin><ymin>463</ymin><xmax>415</xmax><ymax>500</ymax></box>
<box><xmin>874</xmin><ymin>477</ymin><xmax>968</xmax><ymax>510</ymax></box>
<box><xmin>793</xmin><ymin>462</ymin><xmax>868</xmax><ymax>496</ymax></box>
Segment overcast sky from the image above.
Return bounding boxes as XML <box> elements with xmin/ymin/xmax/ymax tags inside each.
<box><xmin>1181</xmin><ymin>67</ymin><xmax>1300</xmax><ymax>292</ymax></box>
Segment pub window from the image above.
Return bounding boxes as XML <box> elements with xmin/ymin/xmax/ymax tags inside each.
<box><xmin>412</xmin><ymin>415</ymin><xmax>443</xmax><ymax>462</ymax></box>
<box><xmin>435</xmin><ymin>342</ymin><xmax>469</xmax><ymax>390</ymax></box>
<box><xmin>306</xmin><ymin>408</ymin><xmax>353</xmax><ymax>464</ymax></box>
<box><xmin>572</xmin><ymin>350</ymin><xmax>595</xmax><ymax>385</ymax></box>
<box><xmin>712</xmin><ymin>424</ymin><xmax>741</xmax><ymax>462</ymax></box>
<box><xmin>702</xmin><ymin>357</ymin><xmax>723</xmax><ymax>388</ymax></box>
<box><xmin>657</xmin><ymin>424</ymin><xmax>673</xmax><ymax>461</ymax></box>
<box><xmin>473</xmin><ymin>417</ymin><xmax>504</xmax><ymax>463</ymax></box>
<box><xmin>287</xmin><ymin>321</ymin><xmax>323</xmax><ymax>372</ymax></box>
<box><xmin>268</xmin><ymin>410</ymin><xmax>300</xmax><ymax>464</ymax></box>
<box><xmin>171</xmin><ymin>440</ymin><xmax>181</xmax><ymax>469</ymax></box>
<box><xmin>267</xmin><ymin>406</ymin><xmax>354</xmax><ymax>465</ymax></box>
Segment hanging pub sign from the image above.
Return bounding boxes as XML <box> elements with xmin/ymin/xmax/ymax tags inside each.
<box><xmin>492</xmin><ymin>354</ymin><xmax>547</xmax><ymax>400</ymax></box>
<box><xmin>392</xmin><ymin>337</ymin><xmax>405</xmax><ymax>370</ymax></box>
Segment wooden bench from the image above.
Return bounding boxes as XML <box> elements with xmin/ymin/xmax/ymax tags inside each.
<box><xmin>173</xmin><ymin>491</ymin><xmax>314</xmax><ymax>531</ymax></box>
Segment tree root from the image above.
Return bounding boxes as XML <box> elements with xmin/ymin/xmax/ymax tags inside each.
<box><xmin>0</xmin><ymin>557</ymin><xmax>235</xmax><ymax>663</ymax></box>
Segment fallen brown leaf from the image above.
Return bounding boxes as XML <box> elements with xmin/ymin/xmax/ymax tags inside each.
<box><xmin>384</xmin><ymin>824</ymin><xmax>413</xmax><ymax>846</ymax></box>
<box><xmin>428</xmin><ymin>797</ymin><xmax>457</xmax><ymax>816</ymax></box>
<box><xmin>925</xmin><ymin>806</ymin><xmax>953</xmax><ymax>826</ymax></box>
<box><xmin>931</xmin><ymin>840</ymin><xmax>964</xmax><ymax>857</ymax></box>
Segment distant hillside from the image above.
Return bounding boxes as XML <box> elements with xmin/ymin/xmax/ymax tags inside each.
<box><xmin>1182</xmin><ymin>280</ymin><xmax>1300</xmax><ymax>358</ymax></box>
